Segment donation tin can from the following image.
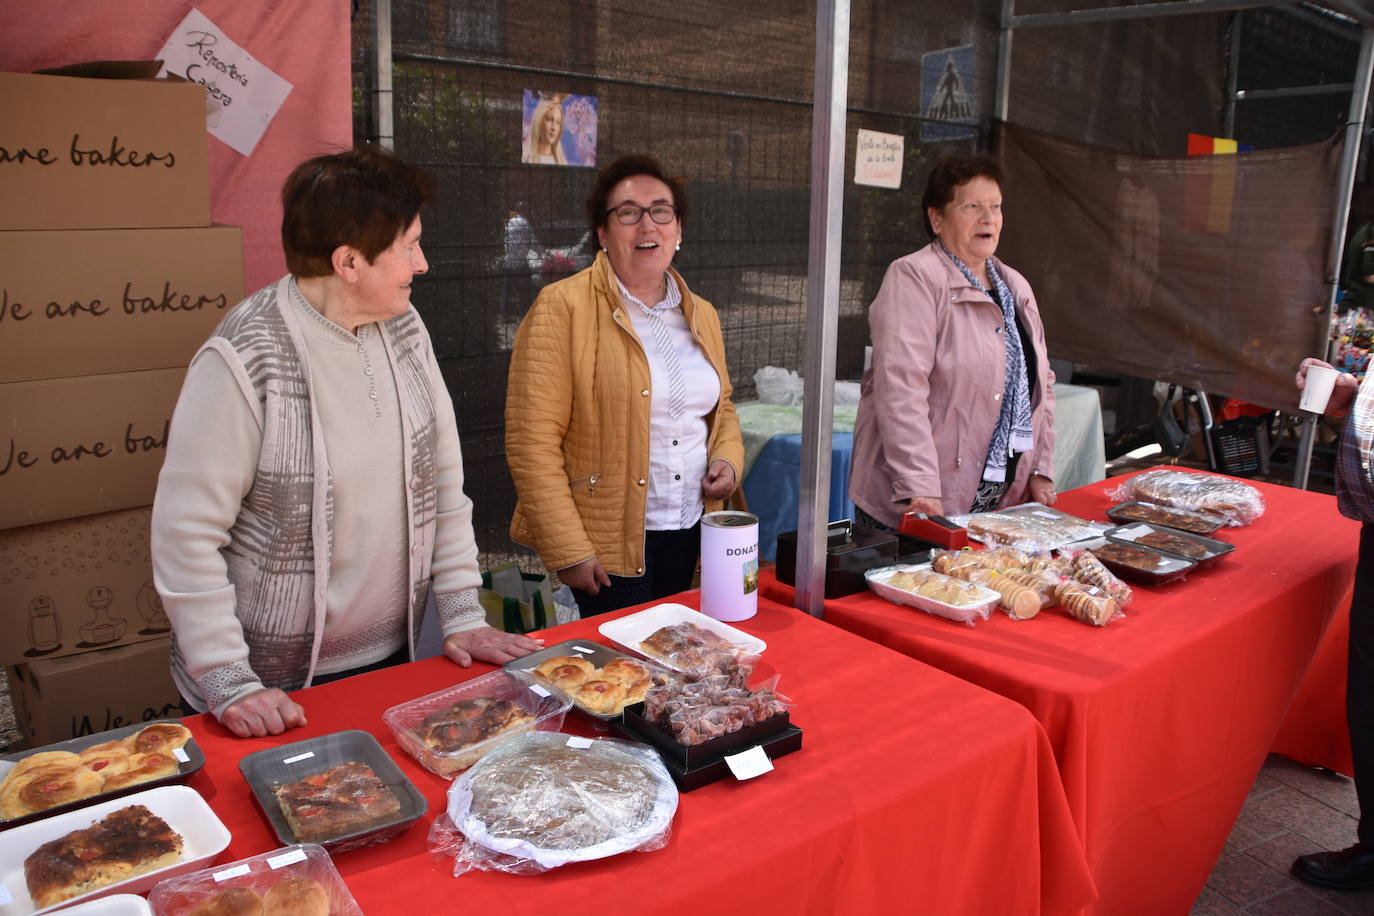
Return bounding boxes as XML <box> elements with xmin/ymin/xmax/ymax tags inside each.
<box><xmin>700</xmin><ymin>510</ymin><xmax>760</xmax><ymax>622</ymax></box>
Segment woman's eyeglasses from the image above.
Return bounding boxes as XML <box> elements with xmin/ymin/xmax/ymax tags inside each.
<box><xmin>607</xmin><ymin>204</ymin><xmax>677</xmax><ymax>226</ymax></box>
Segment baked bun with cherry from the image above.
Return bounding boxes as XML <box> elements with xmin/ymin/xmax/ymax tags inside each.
<box><xmin>100</xmin><ymin>752</ymin><xmax>178</xmax><ymax>791</ymax></box>
<box><xmin>573</xmin><ymin>679</ymin><xmax>628</xmax><ymax>715</ymax></box>
<box><xmin>0</xmin><ymin>759</ymin><xmax>104</xmax><ymax>819</ymax></box>
<box><xmin>534</xmin><ymin>655</ymin><xmax>595</xmax><ymax>691</ymax></box>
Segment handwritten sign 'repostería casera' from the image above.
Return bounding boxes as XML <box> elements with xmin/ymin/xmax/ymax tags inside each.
<box><xmin>154</xmin><ymin>8</ymin><xmax>293</xmax><ymax>156</ymax></box>
<box><xmin>854</xmin><ymin>129</ymin><xmax>904</xmax><ymax>190</ymax></box>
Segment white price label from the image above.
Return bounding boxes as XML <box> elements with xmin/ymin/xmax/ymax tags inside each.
<box><xmin>725</xmin><ymin>744</ymin><xmax>774</xmax><ymax>780</ymax></box>
<box><xmin>282</xmin><ymin>751</ymin><xmax>315</xmax><ymax>765</ymax></box>
<box><xmin>173</xmin><ymin>746</ymin><xmax>190</xmax><ymax>763</ymax></box>
<box><xmin>268</xmin><ymin>848</ymin><xmax>309</xmax><ymax>870</ymax></box>
<box><xmin>529</xmin><ymin>684</ymin><xmax>552</xmax><ymax>698</ymax></box>
<box><xmin>566</xmin><ymin>736</ymin><xmax>594</xmax><ymax>749</ymax></box>
<box><xmin>0</xmin><ymin>884</ymin><xmax>11</xmax><ymax>905</ymax></box>
<box><xmin>1116</xmin><ymin>524</ymin><xmax>1152</xmax><ymax>540</ymax></box>
<box><xmin>571</xmin><ymin>645</ymin><xmax>595</xmax><ymax>654</ymax></box>
<box><xmin>1032</xmin><ymin>510</ymin><xmax>1061</xmax><ymax>520</ymax></box>
<box><xmin>213</xmin><ymin>864</ymin><xmax>252</xmax><ymax>882</ymax></box>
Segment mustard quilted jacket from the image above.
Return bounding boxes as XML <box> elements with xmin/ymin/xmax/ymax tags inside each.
<box><xmin>506</xmin><ymin>251</ymin><xmax>743</xmax><ymax>576</ymax></box>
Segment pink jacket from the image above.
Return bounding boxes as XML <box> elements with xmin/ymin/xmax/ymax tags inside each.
<box><xmin>849</xmin><ymin>243</ymin><xmax>1056</xmax><ymax>526</ymax></box>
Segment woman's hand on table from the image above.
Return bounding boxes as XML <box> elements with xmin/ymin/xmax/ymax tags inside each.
<box><xmin>1028</xmin><ymin>474</ymin><xmax>1057</xmax><ymax>506</ymax></box>
<box><xmin>904</xmin><ymin>496</ymin><xmax>944</xmax><ymax>517</ymax></box>
<box><xmin>220</xmin><ymin>688</ymin><xmax>308</xmax><ymax>738</ymax></box>
<box><xmin>557</xmin><ymin>556</ymin><xmax>611</xmax><ymax>594</ymax></box>
<box><xmin>443</xmin><ymin>626</ymin><xmax>545</xmax><ymax>667</ymax></box>
<box><xmin>701</xmin><ymin>459</ymin><xmax>738</xmax><ymax>501</ymax></box>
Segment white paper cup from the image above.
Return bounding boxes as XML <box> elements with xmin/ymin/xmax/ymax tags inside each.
<box><xmin>1300</xmin><ymin>364</ymin><xmax>1339</xmax><ymax>413</ymax></box>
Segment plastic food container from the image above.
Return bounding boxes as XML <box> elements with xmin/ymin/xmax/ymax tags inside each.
<box><xmin>864</xmin><ymin>564</ymin><xmax>1001</xmax><ymax>625</ymax></box>
<box><xmin>505</xmin><ymin>640</ymin><xmax>670</xmax><ymax>730</ymax></box>
<box><xmin>383</xmin><ymin>670</ymin><xmax>572</xmax><ymax>778</ymax></box>
<box><xmin>1105</xmin><ymin>500</ymin><xmax>1226</xmax><ymax>535</ymax></box>
<box><xmin>238</xmin><ymin>730</ymin><xmax>426</xmax><ymax>853</ymax></box>
<box><xmin>613</xmin><ymin>703</ymin><xmax>803</xmax><ymax>792</ymax></box>
<box><xmin>597</xmin><ymin>603</ymin><xmax>767</xmax><ymax>667</ymax></box>
<box><xmin>1085</xmin><ymin>538</ymin><xmax>1196</xmax><ymax>586</ymax></box>
<box><xmin>0</xmin><ymin>720</ymin><xmax>205</xmax><ymax>830</ymax></box>
<box><xmin>149</xmin><ymin>844</ymin><xmax>362</xmax><ymax>916</ymax></box>
<box><xmin>0</xmin><ymin>785</ymin><xmax>230</xmax><ymax>915</ymax></box>
<box><xmin>1104</xmin><ymin>522</ymin><xmax>1235</xmax><ymax>567</ymax></box>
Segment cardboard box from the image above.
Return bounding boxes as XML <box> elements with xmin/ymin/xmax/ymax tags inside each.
<box><xmin>0</xmin><ymin>225</ymin><xmax>243</xmax><ymax>383</ymax></box>
<box><xmin>0</xmin><ymin>367</ymin><xmax>185</xmax><ymax>529</ymax></box>
<box><xmin>0</xmin><ymin>68</ymin><xmax>210</xmax><ymax>231</ymax></box>
<box><xmin>0</xmin><ymin>506</ymin><xmax>164</xmax><ymax>666</ymax></box>
<box><xmin>6</xmin><ymin>638</ymin><xmax>184</xmax><ymax>746</ymax></box>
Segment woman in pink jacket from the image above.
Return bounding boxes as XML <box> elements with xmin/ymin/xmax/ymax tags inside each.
<box><xmin>849</xmin><ymin>154</ymin><xmax>1057</xmax><ymax>529</ymax></box>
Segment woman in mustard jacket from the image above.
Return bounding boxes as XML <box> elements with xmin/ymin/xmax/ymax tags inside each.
<box><xmin>506</xmin><ymin>155</ymin><xmax>743</xmax><ymax>616</ymax></box>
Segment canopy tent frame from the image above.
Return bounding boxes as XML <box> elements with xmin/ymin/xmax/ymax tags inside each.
<box><xmin>995</xmin><ymin>0</ymin><xmax>1372</xmax><ymax>493</ymax></box>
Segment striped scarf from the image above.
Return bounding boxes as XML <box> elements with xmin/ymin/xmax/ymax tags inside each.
<box><xmin>937</xmin><ymin>240</ymin><xmax>1034</xmax><ymax>483</ymax></box>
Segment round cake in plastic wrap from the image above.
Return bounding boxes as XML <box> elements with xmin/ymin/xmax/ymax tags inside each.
<box><xmin>441</xmin><ymin>732</ymin><xmax>678</xmax><ymax>874</ymax></box>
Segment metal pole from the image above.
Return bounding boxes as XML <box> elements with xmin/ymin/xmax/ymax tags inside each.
<box><xmin>795</xmin><ymin>0</ymin><xmax>850</xmax><ymax>616</ymax></box>
<box><xmin>1223</xmin><ymin>10</ymin><xmax>1241</xmax><ymax>139</ymax></box>
<box><xmin>371</xmin><ymin>0</ymin><xmax>394</xmax><ymax>150</ymax></box>
<box><xmin>995</xmin><ymin>0</ymin><xmax>1015</xmax><ymax>124</ymax></box>
<box><xmin>1295</xmin><ymin>26</ymin><xmax>1373</xmax><ymax>490</ymax></box>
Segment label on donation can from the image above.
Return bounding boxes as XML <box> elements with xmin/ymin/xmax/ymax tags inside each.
<box><xmin>700</xmin><ymin>510</ymin><xmax>760</xmax><ymax>622</ymax></box>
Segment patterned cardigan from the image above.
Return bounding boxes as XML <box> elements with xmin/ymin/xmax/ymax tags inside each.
<box><xmin>163</xmin><ymin>276</ymin><xmax>474</xmax><ymax>712</ymax></box>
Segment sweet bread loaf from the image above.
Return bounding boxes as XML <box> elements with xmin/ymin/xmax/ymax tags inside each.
<box><xmin>262</xmin><ymin>876</ymin><xmax>329</xmax><ymax>916</ymax></box>
<box><xmin>189</xmin><ymin>887</ymin><xmax>265</xmax><ymax>916</ymax></box>
<box><xmin>24</xmin><ymin>804</ymin><xmax>183</xmax><ymax>907</ymax></box>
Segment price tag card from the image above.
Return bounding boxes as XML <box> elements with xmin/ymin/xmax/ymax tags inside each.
<box><xmin>268</xmin><ymin>848</ymin><xmax>309</xmax><ymax>869</ymax></box>
<box><xmin>173</xmin><ymin>746</ymin><xmax>191</xmax><ymax>763</ymax></box>
<box><xmin>528</xmin><ymin>684</ymin><xmax>552</xmax><ymax>698</ymax></box>
<box><xmin>566</xmin><ymin>736</ymin><xmax>594</xmax><ymax>749</ymax></box>
<box><xmin>725</xmin><ymin>745</ymin><xmax>774</xmax><ymax>780</ymax></box>
<box><xmin>0</xmin><ymin>884</ymin><xmax>11</xmax><ymax>905</ymax></box>
<box><xmin>282</xmin><ymin>751</ymin><xmax>315</xmax><ymax>765</ymax></box>
<box><xmin>1032</xmin><ymin>510</ymin><xmax>1062</xmax><ymax>520</ymax></box>
<box><xmin>571</xmin><ymin>645</ymin><xmax>595</xmax><ymax>654</ymax></box>
<box><xmin>1115</xmin><ymin>524</ymin><xmax>1152</xmax><ymax>541</ymax></box>
<box><xmin>213</xmin><ymin>864</ymin><xmax>252</xmax><ymax>882</ymax></box>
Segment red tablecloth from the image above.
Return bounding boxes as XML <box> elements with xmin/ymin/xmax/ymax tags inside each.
<box><xmin>762</xmin><ymin>471</ymin><xmax>1358</xmax><ymax>915</ymax></box>
<box><xmin>183</xmin><ymin>594</ymin><xmax>1096</xmax><ymax>915</ymax></box>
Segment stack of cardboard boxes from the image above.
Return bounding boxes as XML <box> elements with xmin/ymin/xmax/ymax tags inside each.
<box><xmin>0</xmin><ymin>66</ymin><xmax>245</xmax><ymax>745</ymax></box>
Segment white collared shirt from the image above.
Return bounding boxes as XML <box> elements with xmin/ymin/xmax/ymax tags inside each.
<box><xmin>617</xmin><ymin>273</ymin><xmax>722</xmax><ymax>530</ymax></box>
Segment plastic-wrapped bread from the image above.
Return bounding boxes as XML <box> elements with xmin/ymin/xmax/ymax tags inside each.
<box><xmin>1054</xmin><ymin>581</ymin><xmax>1119</xmax><ymax>627</ymax></box>
<box><xmin>983</xmin><ymin>573</ymin><xmax>1044</xmax><ymax>620</ymax></box>
<box><xmin>1070</xmin><ymin>550</ymin><xmax>1133</xmax><ymax>607</ymax></box>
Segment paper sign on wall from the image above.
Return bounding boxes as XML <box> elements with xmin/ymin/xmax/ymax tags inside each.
<box><xmin>154</xmin><ymin>8</ymin><xmax>293</xmax><ymax>156</ymax></box>
<box><xmin>854</xmin><ymin>129</ymin><xmax>904</xmax><ymax>189</ymax></box>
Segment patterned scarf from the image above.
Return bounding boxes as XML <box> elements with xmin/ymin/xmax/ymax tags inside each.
<box><xmin>937</xmin><ymin>239</ymin><xmax>1034</xmax><ymax>483</ymax></box>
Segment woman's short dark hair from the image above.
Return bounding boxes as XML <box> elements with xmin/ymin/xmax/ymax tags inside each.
<box><xmin>586</xmin><ymin>154</ymin><xmax>689</xmax><ymax>231</ymax></box>
<box><xmin>281</xmin><ymin>145</ymin><xmax>435</xmax><ymax>278</ymax></box>
<box><xmin>921</xmin><ymin>154</ymin><xmax>1004</xmax><ymax>236</ymax></box>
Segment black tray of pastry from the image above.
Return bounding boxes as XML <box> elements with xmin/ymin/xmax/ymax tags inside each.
<box><xmin>0</xmin><ymin>719</ymin><xmax>203</xmax><ymax>829</ymax></box>
<box><xmin>1085</xmin><ymin>538</ymin><xmax>1197</xmax><ymax>586</ymax></box>
<box><xmin>1104</xmin><ymin>522</ymin><xmax>1235</xmax><ymax>568</ymax></box>
<box><xmin>612</xmin><ymin>704</ymin><xmax>802</xmax><ymax>792</ymax></box>
<box><xmin>504</xmin><ymin>640</ymin><xmax>669</xmax><ymax>730</ymax></box>
<box><xmin>1105</xmin><ymin>501</ymin><xmax>1226</xmax><ymax>536</ymax></box>
<box><xmin>238</xmin><ymin>730</ymin><xmax>426</xmax><ymax>853</ymax></box>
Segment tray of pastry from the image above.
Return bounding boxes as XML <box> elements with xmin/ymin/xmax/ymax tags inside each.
<box><xmin>0</xmin><ymin>721</ymin><xmax>203</xmax><ymax>830</ymax></box>
<box><xmin>148</xmin><ymin>843</ymin><xmax>363</xmax><ymax>916</ymax></box>
<box><xmin>1083</xmin><ymin>537</ymin><xmax>1197</xmax><ymax>586</ymax></box>
<box><xmin>383</xmin><ymin>669</ymin><xmax>572</xmax><ymax>778</ymax></box>
<box><xmin>1105</xmin><ymin>501</ymin><xmax>1226</xmax><ymax>535</ymax></box>
<box><xmin>0</xmin><ymin>785</ymin><xmax>230</xmax><ymax>915</ymax></box>
<box><xmin>237</xmin><ymin>730</ymin><xmax>426</xmax><ymax>854</ymax></box>
<box><xmin>1104</xmin><ymin>522</ymin><xmax>1234</xmax><ymax>567</ymax></box>
<box><xmin>597</xmin><ymin>602</ymin><xmax>767</xmax><ymax>671</ymax></box>
<box><xmin>504</xmin><ymin>640</ymin><xmax>668</xmax><ymax>729</ymax></box>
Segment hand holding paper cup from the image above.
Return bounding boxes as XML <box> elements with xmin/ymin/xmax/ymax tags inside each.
<box><xmin>1299</xmin><ymin>364</ymin><xmax>1339</xmax><ymax>414</ymax></box>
